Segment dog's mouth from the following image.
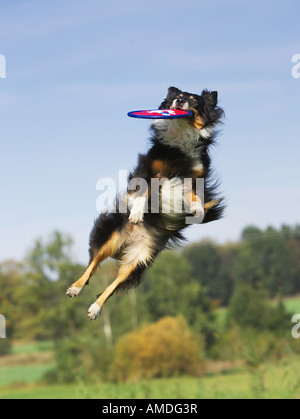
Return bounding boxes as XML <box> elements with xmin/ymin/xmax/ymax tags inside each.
<box><xmin>170</xmin><ymin>98</ymin><xmax>190</xmax><ymax>111</ymax></box>
<box><xmin>169</xmin><ymin>98</ymin><xmax>205</xmax><ymax>130</ymax></box>
<box><xmin>170</xmin><ymin>98</ymin><xmax>198</xmax><ymax>116</ymax></box>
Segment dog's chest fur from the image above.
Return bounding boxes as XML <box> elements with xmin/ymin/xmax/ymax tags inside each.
<box><xmin>152</xmin><ymin>118</ymin><xmax>210</xmax><ymax>160</ymax></box>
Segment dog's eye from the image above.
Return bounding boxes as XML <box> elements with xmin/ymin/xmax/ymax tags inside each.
<box><xmin>190</xmin><ymin>97</ymin><xmax>198</xmax><ymax>106</ymax></box>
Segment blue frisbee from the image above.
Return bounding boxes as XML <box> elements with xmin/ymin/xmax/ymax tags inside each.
<box><xmin>128</xmin><ymin>109</ymin><xmax>193</xmax><ymax>119</ymax></box>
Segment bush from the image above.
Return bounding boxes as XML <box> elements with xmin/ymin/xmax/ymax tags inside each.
<box><xmin>44</xmin><ymin>334</ymin><xmax>114</xmax><ymax>384</ymax></box>
<box><xmin>45</xmin><ymin>337</ymin><xmax>85</xmax><ymax>384</ymax></box>
<box><xmin>110</xmin><ymin>316</ymin><xmax>203</xmax><ymax>382</ymax></box>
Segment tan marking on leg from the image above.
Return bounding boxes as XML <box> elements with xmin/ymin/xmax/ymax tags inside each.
<box><xmin>91</xmin><ymin>261</ymin><xmax>139</xmax><ymax>311</ymax></box>
<box><xmin>186</xmin><ymin>189</ymin><xmax>218</xmax><ymax>213</ymax></box>
<box><xmin>68</xmin><ymin>231</ymin><xmax>123</xmax><ymax>291</ymax></box>
<box><xmin>185</xmin><ymin>189</ymin><xmax>201</xmax><ymax>206</ymax></box>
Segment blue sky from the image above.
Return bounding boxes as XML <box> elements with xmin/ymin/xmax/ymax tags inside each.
<box><xmin>0</xmin><ymin>0</ymin><xmax>299</xmax><ymax>263</ymax></box>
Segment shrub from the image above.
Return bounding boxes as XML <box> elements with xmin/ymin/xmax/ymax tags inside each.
<box><xmin>110</xmin><ymin>316</ymin><xmax>203</xmax><ymax>382</ymax></box>
<box><xmin>45</xmin><ymin>337</ymin><xmax>85</xmax><ymax>384</ymax></box>
<box><xmin>44</xmin><ymin>334</ymin><xmax>114</xmax><ymax>384</ymax></box>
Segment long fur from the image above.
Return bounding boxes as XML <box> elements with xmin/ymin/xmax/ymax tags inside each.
<box><xmin>67</xmin><ymin>86</ymin><xmax>225</xmax><ymax>317</ymax></box>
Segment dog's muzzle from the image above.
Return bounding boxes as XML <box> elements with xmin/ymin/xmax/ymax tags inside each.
<box><xmin>172</xmin><ymin>98</ymin><xmax>189</xmax><ymax>110</ymax></box>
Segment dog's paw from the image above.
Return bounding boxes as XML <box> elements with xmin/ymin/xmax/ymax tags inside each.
<box><xmin>88</xmin><ymin>302</ymin><xmax>101</xmax><ymax>320</ymax></box>
<box><xmin>129</xmin><ymin>207</ymin><xmax>144</xmax><ymax>224</ymax></box>
<box><xmin>189</xmin><ymin>201</ymin><xmax>205</xmax><ymax>221</ymax></box>
<box><xmin>128</xmin><ymin>196</ymin><xmax>146</xmax><ymax>224</ymax></box>
<box><xmin>66</xmin><ymin>286</ymin><xmax>82</xmax><ymax>298</ymax></box>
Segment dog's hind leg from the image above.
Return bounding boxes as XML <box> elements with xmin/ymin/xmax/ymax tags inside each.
<box><xmin>87</xmin><ymin>261</ymin><xmax>145</xmax><ymax>320</ymax></box>
<box><xmin>88</xmin><ymin>223</ymin><xmax>156</xmax><ymax>319</ymax></box>
<box><xmin>66</xmin><ymin>230</ymin><xmax>124</xmax><ymax>298</ymax></box>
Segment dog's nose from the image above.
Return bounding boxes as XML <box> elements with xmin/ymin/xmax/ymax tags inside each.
<box><xmin>174</xmin><ymin>98</ymin><xmax>187</xmax><ymax>109</ymax></box>
<box><xmin>172</xmin><ymin>97</ymin><xmax>188</xmax><ymax>110</ymax></box>
<box><xmin>176</xmin><ymin>98</ymin><xmax>185</xmax><ymax>105</ymax></box>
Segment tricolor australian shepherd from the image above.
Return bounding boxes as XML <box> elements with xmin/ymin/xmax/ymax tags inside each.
<box><xmin>66</xmin><ymin>86</ymin><xmax>225</xmax><ymax>319</ymax></box>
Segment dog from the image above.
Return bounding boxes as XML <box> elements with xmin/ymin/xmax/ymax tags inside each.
<box><xmin>66</xmin><ymin>86</ymin><xmax>225</xmax><ymax>319</ymax></box>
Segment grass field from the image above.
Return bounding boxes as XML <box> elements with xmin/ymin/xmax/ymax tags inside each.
<box><xmin>0</xmin><ymin>364</ymin><xmax>53</xmax><ymax>387</ymax></box>
<box><xmin>280</xmin><ymin>295</ymin><xmax>300</xmax><ymax>315</ymax></box>
<box><xmin>0</xmin><ymin>296</ymin><xmax>299</xmax><ymax>399</ymax></box>
<box><xmin>1</xmin><ymin>359</ymin><xmax>300</xmax><ymax>399</ymax></box>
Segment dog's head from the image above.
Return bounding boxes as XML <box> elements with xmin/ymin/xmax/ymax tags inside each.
<box><xmin>159</xmin><ymin>86</ymin><xmax>224</xmax><ymax>130</ymax></box>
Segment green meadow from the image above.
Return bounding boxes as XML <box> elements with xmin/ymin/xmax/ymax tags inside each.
<box><xmin>1</xmin><ymin>357</ymin><xmax>300</xmax><ymax>399</ymax></box>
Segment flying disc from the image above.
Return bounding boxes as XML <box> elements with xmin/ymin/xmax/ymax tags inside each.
<box><xmin>127</xmin><ymin>109</ymin><xmax>193</xmax><ymax>119</ymax></box>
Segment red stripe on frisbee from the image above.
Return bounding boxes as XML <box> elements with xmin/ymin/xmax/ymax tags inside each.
<box><xmin>127</xmin><ymin>109</ymin><xmax>193</xmax><ymax>119</ymax></box>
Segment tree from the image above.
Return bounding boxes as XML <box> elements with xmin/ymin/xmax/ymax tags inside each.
<box><xmin>284</xmin><ymin>225</ymin><xmax>300</xmax><ymax>293</ymax></box>
<box><xmin>0</xmin><ymin>260</ymin><xmax>27</xmax><ymax>340</ymax></box>
<box><xmin>227</xmin><ymin>284</ymin><xmax>291</xmax><ymax>333</ymax></box>
<box><xmin>234</xmin><ymin>226</ymin><xmax>296</xmax><ymax>296</ymax></box>
<box><xmin>16</xmin><ymin>231</ymin><xmax>87</xmax><ymax>340</ymax></box>
<box><xmin>182</xmin><ymin>240</ymin><xmax>233</xmax><ymax>305</ymax></box>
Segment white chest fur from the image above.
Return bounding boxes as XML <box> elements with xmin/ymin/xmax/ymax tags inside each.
<box><xmin>152</xmin><ymin>119</ymin><xmax>212</xmax><ymax>159</ymax></box>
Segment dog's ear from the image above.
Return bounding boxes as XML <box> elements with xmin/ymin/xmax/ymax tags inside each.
<box><xmin>210</xmin><ymin>91</ymin><xmax>218</xmax><ymax>107</ymax></box>
<box><xmin>201</xmin><ymin>90</ymin><xmax>218</xmax><ymax>108</ymax></box>
<box><xmin>167</xmin><ymin>86</ymin><xmax>181</xmax><ymax>98</ymax></box>
<box><xmin>202</xmin><ymin>90</ymin><xmax>218</xmax><ymax>107</ymax></box>
<box><xmin>159</xmin><ymin>86</ymin><xmax>182</xmax><ymax>109</ymax></box>
<box><xmin>201</xmin><ymin>90</ymin><xmax>224</xmax><ymax>125</ymax></box>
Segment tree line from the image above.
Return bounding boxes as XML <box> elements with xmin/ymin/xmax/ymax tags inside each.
<box><xmin>183</xmin><ymin>224</ymin><xmax>300</xmax><ymax>305</ymax></box>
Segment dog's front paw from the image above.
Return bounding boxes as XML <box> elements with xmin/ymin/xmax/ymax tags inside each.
<box><xmin>129</xmin><ymin>207</ymin><xmax>144</xmax><ymax>224</ymax></box>
<box><xmin>189</xmin><ymin>201</ymin><xmax>205</xmax><ymax>221</ymax></box>
<box><xmin>128</xmin><ymin>196</ymin><xmax>146</xmax><ymax>224</ymax></box>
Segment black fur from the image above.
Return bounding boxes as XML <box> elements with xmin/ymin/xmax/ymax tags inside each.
<box><xmin>88</xmin><ymin>86</ymin><xmax>225</xmax><ymax>291</ymax></box>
